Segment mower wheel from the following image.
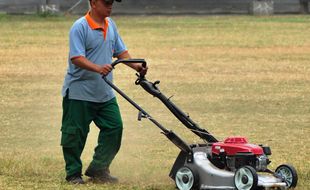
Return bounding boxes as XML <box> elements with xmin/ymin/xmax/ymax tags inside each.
<box><xmin>175</xmin><ymin>166</ymin><xmax>199</xmax><ymax>190</ymax></box>
<box><xmin>234</xmin><ymin>166</ymin><xmax>258</xmax><ymax>190</ymax></box>
<box><xmin>275</xmin><ymin>164</ymin><xmax>298</xmax><ymax>188</ymax></box>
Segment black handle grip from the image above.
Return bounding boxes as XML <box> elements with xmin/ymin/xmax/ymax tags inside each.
<box><xmin>111</xmin><ymin>59</ymin><xmax>146</xmax><ymax>68</ymax></box>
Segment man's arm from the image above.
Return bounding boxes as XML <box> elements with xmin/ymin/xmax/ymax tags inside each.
<box><xmin>71</xmin><ymin>56</ymin><xmax>112</xmax><ymax>75</ymax></box>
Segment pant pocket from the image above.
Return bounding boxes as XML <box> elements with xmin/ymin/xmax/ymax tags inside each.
<box><xmin>61</xmin><ymin>126</ymin><xmax>78</xmax><ymax>148</ymax></box>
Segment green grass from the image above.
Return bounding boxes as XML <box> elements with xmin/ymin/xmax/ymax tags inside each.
<box><xmin>0</xmin><ymin>14</ymin><xmax>310</xmax><ymax>189</ymax></box>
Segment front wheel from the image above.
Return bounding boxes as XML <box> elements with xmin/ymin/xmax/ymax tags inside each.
<box><xmin>175</xmin><ymin>166</ymin><xmax>199</xmax><ymax>190</ymax></box>
<box><xmin>234</xmin><ymin>166</ymin><xmax>258</xmax><ymax>190</ymax></box>
<box><xmin>275</xmin><ymin>164</ymin><xmax>298</xmax><ymax>188</ymax></box>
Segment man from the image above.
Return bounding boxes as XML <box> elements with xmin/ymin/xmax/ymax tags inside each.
<box><xmin>61</xmin><ymin>0</ymin><xmax>147</xmax><ymax>184</ymax></box>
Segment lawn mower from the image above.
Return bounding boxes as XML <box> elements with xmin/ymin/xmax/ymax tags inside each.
<box><xmin>103</xmin><ymin>59</ymin><xmax>298</xmax><ymax>190</ymax></box>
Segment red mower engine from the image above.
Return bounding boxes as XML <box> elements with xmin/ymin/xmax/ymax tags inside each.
<box><xmin>211</xmin><ymin>136</ymin><xmax>271</xmax><ymax>172</ymax></box>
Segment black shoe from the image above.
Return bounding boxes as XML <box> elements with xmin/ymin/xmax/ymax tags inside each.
<box><xmin>85</xmin><ymin>167</ymin><xmax>119</xmax><ymax>184</ymax></box>
<box><xmin>66</xmin><ymin>174</ymin><xmax>85</xmax><ymax>184</ymax></box>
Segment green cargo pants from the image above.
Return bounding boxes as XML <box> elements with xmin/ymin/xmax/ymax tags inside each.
<box><xmin>61</xmin><ymin>94</ymin><xmax>123</xmax><ymax>178</ymax></box>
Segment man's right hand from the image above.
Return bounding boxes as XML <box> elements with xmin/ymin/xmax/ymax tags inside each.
<box><xmin>97</xmin><ymin>64</ymin><xmax>113</xmax><ymax>76</ymax></box>
<box><xmin>71</xmin><ymin>56</ymin><xmax>113</xmax><ymax>76</ymax></box>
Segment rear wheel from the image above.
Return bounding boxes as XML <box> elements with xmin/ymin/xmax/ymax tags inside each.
<box><xmin>234</xmin><ymin>166</ymin><xmax>258</xmax><ymax>190</ymax></box>
<box><xmin>275</xmin><ymin>164</ymin><xmax>298</xmax><ymax>188</ymax></box>
<box><xmin>175</xmin><ymin>166</ymin><xmax>199</xmax><ymax>190</ymax></box>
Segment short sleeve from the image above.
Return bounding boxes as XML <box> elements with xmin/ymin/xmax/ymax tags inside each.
<box><xmin>69</xmin><ymin>23</ymin><xmax>86</xmax><ymax>59</ymax></box>
<box><xmin>109</xmin><ymin>19</ymin><xmax>127</xmax><ymax>57</ymax></box>
<box><xmin>113</xmin><ymin>36</ymin><xmax>127</xmax><ymax>57</ymax></box>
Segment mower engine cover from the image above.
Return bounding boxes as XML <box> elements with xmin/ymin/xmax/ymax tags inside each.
<box><xmin>212</xmin><ymin>136</ymin><xmax>264</xmax><ymax>156</ymax></box>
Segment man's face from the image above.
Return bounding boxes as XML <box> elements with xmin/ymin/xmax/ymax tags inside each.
<box><xmin>91</xmin><ymin>0</ymin><xmax>114</xmax><ymax>18</ymax></box>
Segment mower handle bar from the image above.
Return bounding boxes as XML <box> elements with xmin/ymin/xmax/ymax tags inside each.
<box><xmin>111</xmin><ymin>59</ymin><xmax>147</xmax><ymax>68</ymax></box>
<box><xmin>103</xmin><ymin>58</ymin><xmax>193</xmax><ymax>153</ymax></box>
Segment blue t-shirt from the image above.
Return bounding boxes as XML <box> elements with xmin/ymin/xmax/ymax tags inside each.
<box><xmin>62</xmin><ymin>13</ymin><xmax>127</xmax><ymax>103</ymax></box>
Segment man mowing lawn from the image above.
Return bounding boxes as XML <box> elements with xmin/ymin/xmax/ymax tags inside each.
<box><xmin>60</xmin><ymin>0</ymin><xmax>148</xmax><ymax>184</ymax></box>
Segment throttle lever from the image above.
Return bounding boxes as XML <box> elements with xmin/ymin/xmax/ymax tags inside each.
<box><xmin>135</xmin><ymin>73</ymin><xmax>142</xmax><ymax>85</ymax></box>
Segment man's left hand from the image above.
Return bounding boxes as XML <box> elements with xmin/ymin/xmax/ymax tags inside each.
<box><xmin>136</xmin><ymin>64</ymin><xmax>148</xmax><ymax>76</ymax></box>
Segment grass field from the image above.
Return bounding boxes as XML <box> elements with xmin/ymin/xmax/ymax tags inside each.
<box><xmin>0</xmin><ymin>14</ymin><xmax>310</xmax><ymax>190</ymax></box>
